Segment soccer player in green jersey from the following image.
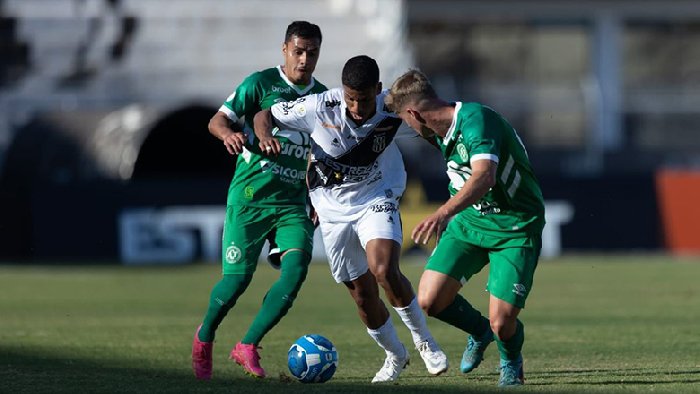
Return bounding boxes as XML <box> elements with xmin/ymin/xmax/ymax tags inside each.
<box><xmin>191</xmin><ymin>21</ymin><xmax>327</xmax><ymax>380</ymax></box>
<box><xmin>385</xmin><ymin>70</ymin><xmax>545</xmax><ymax>386</ymax></box>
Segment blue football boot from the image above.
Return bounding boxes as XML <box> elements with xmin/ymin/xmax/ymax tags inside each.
<box><xmin>460</xmin><ymin>329</ymin><xmax>494</xmax><ymax>373</ymax></box>
<box><xmin>498</xmin><ymin>355</ymin><xmax>525</xmax><ymax>386</ymax></box>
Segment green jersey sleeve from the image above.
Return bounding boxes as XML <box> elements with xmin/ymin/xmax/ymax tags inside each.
<box><xmin>218</xmin><ymin>73</ymin><xmax>262</xmax><ymax>123</ymax></box>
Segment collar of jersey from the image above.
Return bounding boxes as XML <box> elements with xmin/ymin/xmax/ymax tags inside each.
<box><xmin>443</xmin><ymin>101</ymin><xmax>462</xmax><ymax>145</ymax></box>
<box><xmin>276</xmin><ymin>65</ymin><xmax>316</xmax><ymax>95</ymax></box>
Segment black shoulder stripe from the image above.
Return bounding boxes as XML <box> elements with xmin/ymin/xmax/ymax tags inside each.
<box><xmin>330</xmin><ymin>116</ymin><xmax>402</xmax><ymax>166</ymax></box>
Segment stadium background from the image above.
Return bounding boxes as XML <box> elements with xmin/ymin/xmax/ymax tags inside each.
<box><xmin>1</xmin><ymin>0</ymin><xmax>700</xmax><ymax>264</ymax></box>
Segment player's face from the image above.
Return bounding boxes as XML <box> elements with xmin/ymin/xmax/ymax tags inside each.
<box><xmin>282</xmin><ymin>36</ymin><xmax>321</xmax><ymax>85</ymax></box>
<box><xmin>343</xmin><ymin>85</ymin><xmax>379</xmax><ymax>124</ymax></box>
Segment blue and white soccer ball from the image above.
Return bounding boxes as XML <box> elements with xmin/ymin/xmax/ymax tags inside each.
<box><xmin>287</xmin><ymin>334</ymin><xmax>338</xmax><ymax>383</ymax></box>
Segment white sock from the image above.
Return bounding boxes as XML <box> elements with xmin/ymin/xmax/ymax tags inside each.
<box><xmin>394</xmin><ymin>297</ymin><xmax>432</xmax><ymax>346</ymax></box>
<box><xmin>366</xmin><ymin>316</ymin><xmax>406</xmax><ymax>357</ymax></box>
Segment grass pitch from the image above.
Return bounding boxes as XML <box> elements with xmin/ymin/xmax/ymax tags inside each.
<box><xmin>1</xmin><ymin>255</ymin><xmax>699</xmax><ymax>393</ymax></box>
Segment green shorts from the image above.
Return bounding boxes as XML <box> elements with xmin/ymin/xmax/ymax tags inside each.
<box><xmin>425</xmin><ymin>218</ymin><xmax>541</xmax><ymax>308</ymax></box>
<box><xmin>221</xmin><ymin>204</ymin><xmax>314</xmax><ymax>275</ymax></box>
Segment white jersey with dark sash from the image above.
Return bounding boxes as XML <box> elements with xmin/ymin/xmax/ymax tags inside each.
<box><xmin>269</xmin><ymin>88</ymin><xmax>415</xmax><ymax>219</ymax></box>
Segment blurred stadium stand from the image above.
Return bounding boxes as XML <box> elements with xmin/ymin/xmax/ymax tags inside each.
<box><xmin>404</xmin><ymin>0</ymin><xmax>700</xmax><ymax>177</ymax></box>
<box><xmin>0</xmin><ymin>0</ymin><xmax>699</xmax><ymax>261</ymax></box>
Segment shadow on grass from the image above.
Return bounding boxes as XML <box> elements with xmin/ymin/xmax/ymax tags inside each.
<box><xmin>0</xmin><ymin>346</ymin><xmax>504</xmax><ymax>394</ymax></box>
<box><xmin>528</xmin><ymin>367</ymin><xmax>700</xmax><ymax>386</ymax></box>
<box><xmin>5</xmin><ymin>346</ymin><xmax>695</xmax><ymax>393</ymax></box>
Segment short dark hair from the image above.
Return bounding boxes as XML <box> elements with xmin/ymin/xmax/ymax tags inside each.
<box><xmin>285</xmin><ymin>21</ymin><xmax>322</xmax><ymax>44</ymax></box>
<box><xmin>341</xmin><ymin>55</ymin><xmax>379</xmax><ymax>90</ymax></box>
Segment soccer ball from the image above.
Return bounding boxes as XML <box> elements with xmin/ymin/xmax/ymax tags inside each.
<box><xmin>287</xmin><ymin>334</ymin><xmax>338</xmax><ymax>383</ymax></box>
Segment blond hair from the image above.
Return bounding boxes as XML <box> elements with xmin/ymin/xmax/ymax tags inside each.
<box><xmin>385</xmin><ymin>69</ymin><xmax>437</xmax><ymax>113</ymax></box>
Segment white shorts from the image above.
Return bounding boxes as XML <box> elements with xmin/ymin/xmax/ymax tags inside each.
<box><xmin>319</xmin><ymin>197</ymin><xmax>403</xmax><ymax>283</ymax></box>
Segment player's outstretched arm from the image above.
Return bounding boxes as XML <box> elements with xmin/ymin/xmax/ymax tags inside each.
<box><xmin>253</xmin><ymin>109</ymin><xmax>281</xmax><ymax>155</ymax></box>
<box><xmin>412</xmin><ymin>159</ymin><xmax>497</xmax><ymax>244</ymax></box>
<box><xmin>208</xmin><ymin>111</ymin><xmax>246</xmax><ymax>155</ymax></box>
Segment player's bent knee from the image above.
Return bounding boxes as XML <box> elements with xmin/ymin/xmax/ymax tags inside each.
<box><xmin>490</xmin><ymin>317</ymin><xmax>517</xmax><ymax>341</ymax></box>
<box><xmin>368</xmin><ymin>263</ymin><xmax>389</xmax><ymax>281</ymax></box>
<box><xmin>283</xmin><ymin>264</ymin><xmax>308</xmax><ymax>282</ymax></box>
<box><xmin>417</xmin><ymin>293</ymin><xmax>436</xmax><ymax>316</ymax></box>
<box><xmin>371</xmin><ymin>265</ymin><xmax>404</xmax><ymax>289</ymax></box>
<box><xmin>279</xmin><ymin>249</ymin><xmax>310</xmax><ymax>276</ymax></box>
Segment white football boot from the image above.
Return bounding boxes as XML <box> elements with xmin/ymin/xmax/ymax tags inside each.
<box><xmin>371</xmin><ymin>345</ymin><xmax>410</xmax><ymax>383</ymax></box>
<box><xmin>416</xmin><ymin>338</ymin><xmax>448</xmax><ymax>375</ymax></box>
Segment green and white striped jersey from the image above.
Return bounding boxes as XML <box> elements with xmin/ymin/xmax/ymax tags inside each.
<box><xmin>434</xmin><ymin>102</ymin><xmax>545</xmax><ymax>237</ymax></box>
<box><xmin>218</xmin><ymin>66</ymin><xmax>327</xmax><ymax>207</ymax></box>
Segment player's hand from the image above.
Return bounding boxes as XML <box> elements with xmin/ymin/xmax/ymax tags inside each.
<box><xmin>259</xmin><ymin>136</ymin><xmax>281</xmax><ymax>156</ymax></box>
<box><xmin>412</xmin><ymin>208</ymin><xmax>449</xmax><ymax>245</ymax></box>
<box><xmin>223</xmin><ymin>132</ymin><xmax>246</xmax><ymax>155</ymax></box>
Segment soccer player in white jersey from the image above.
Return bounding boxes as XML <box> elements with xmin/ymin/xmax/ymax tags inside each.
<box><xmin>253</xmin><ymin>55</ymin><xmax>448</xmax><ymax>383</ymax></box>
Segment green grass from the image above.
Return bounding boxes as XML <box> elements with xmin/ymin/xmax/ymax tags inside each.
<box><xmin>1</xmin><ymin>256</ymin><xmax>699</xmax><ymax>393</ymax></box>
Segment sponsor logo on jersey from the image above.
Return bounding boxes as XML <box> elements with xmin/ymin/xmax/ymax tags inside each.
<box><xmin>370</xmin><ymin>202</ymin><xmax>398</xmax><ymax>214</ymax></box>
<box><xmin>325</xmin><ymin>99</ymin><xmax>341</xmax><ymax>108</ymax></box>
<box><xmin>313</xmin><ymin>165</ymin><xmax>329</xmax><ymax>184</ymax></box>
<box><xmin>271</xmin><ymin>85</ymin><xmax>292</xmax><ymax>93</ymax></box>
<box><xmin>280</xmin><ymin>143</ymin><xmax>310</xmax><ymax>159</ymax></box>
<box><xmin>320</xmin><ymin>158</ymin><xmax>377</xmax><ymax>181</ymax></box>
<box><xmin>259</xmin><ymin>160</ymin><xmax>306</xmax><ymax>182</ymax></box>
<box><xmin>244</xmin><ymin>186</ymin><xmax>254</xmax><ymax>199</ymax></box>
<box><xmin>512</xmin><ymin>283</ymin><xmax>527</xmax><ymax>297</ymax></box>
<box><xmin>446</xmin><ymin>160</ymin><xmax>472</xmax><ymax>190</ymax></box>
<box><xmin>366</xmin><ymin>172</ymin><xmax>382</xmax><ymax>186</ymax></box>
<box><xmin>280</xmin><ymin>97</ymin><xmax>306</xmax><ymax>115</ymax></box>
<box><xmin>472</xmin><ymin>200</ymin><xmax>501</xmax><ymax>215</ymax></box>
<box><xmin>457</xmin><ymin>144</ymin><xmax>469</xmax><ymax>161</ymax></box>
<box><xmin>372</xmin><ymin>134</ymin><xmax>386</xmax><ymax>153</ymax></box>
<box><xmin>331</xmin><ymin>138</ymin><xmax>340</xmax><ymax>147</ymax></box>
<box><xmin>225</xmin><ymin>243</ymin><xmax>242</xmax><ymax>264</ymax></box>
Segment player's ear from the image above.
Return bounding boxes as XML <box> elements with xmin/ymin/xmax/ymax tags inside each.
<box><xmin>376</xmin><ymin>82</ymin><xmax>382</xmax><ymax>95</ymax></box>
<box><xmin>407</xmin><ymin>108</ymin><xmax>423</xmax><ymax>123</ymax></box>
<box><xmin>282</xmin><ymin>42</ymin><xmax>288</xmax><ymax>56</ymax></box>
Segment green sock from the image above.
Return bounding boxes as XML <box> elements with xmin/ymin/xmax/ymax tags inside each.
<box><xmin>242</xmin><ymin>250</ymin><xmax>310</xmax><ymax>345</ymax></box>
<box><xmin>496</xmin><ymin>319</ymin><xmax>524</xmax><ymax>361</ymax></box>
<box><xmin>198</xmin><ymin>273</ymin><xmax>253</xmax><ymax>342</ymax></box>
<box><xmin>433</xmin><ymin>294</ymin><xmax>490</xmax><ymax>337</ymax></box>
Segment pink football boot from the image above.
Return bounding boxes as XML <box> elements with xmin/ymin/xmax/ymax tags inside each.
<box><xmin>230</xmin><ymin>342</ymin><xmax>266</xmax><ymax>378</ymax></box>
<box><xmin>191</xmin><ymin>325</ymin><xmax>213</xmax><ymax>380</ymax></box>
